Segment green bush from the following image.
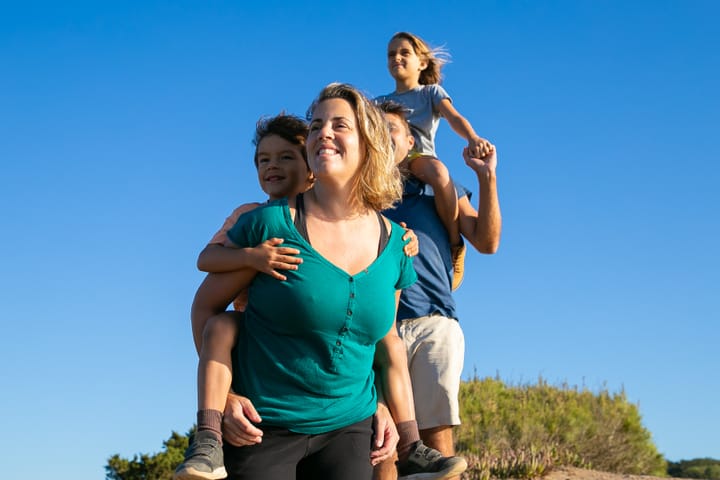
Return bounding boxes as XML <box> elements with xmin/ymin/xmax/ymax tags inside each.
<box><xmin>668</xmin><ymin>458</ymin><xmax>720</xmax><ymax>479</ymax></box>
<box><xmin>106</xmin><ymin>430</ymin><xmax>190</xmax><ymax>480</ymax></box>
<box><xmin>456</xmin><ymin>376</ymin><xmax>667</xmax><ymax>479</ymax></box>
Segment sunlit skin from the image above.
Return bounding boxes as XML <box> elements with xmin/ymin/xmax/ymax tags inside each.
<box><xmin>256</xmin><ymin>134</ymin><xmax>312</xmax><ymax>200</ymax></box>
<box><xmin>307</xmin><ymin>98</ymin><xmax>364</xmax><ymax>191</ymax></box>
<box><xmin>385</xmin><ymin>112</ymin><xmax>415</xmax><ymax>165</ymax></box>
<box><xmin>387</xmin><ymin>37</ymin><xmax>426</xmax><ymax>91</ymax></box>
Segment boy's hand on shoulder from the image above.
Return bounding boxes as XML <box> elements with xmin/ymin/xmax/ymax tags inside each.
<box><xmin>248</xmin><ymin>238</ymin><xmax>303</xmax><ymax>280</ymax></box>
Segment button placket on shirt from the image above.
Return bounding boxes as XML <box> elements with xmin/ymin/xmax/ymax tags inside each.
<box><xmin>331</xmin><ymin>276</ymin><xmax>356</xmax><ymax>365</ymax></box>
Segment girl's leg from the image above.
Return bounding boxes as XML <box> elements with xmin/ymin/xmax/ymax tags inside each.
<box><xmin>409</xmin><ymin>156</ymin><xmax>466</xmax><ymax>290</ymax></box>
<box><xmin>408</xmin><ymin>156</ymin><xmax>460</xmax><ymax>246</ymax></box>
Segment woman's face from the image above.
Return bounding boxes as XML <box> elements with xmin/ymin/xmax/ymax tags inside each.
<box><xmin>255</xmin><ymin>134</ymin><xmax>310</xmax><ymax>200</ymax></box>
<box><xmin>307</xmin><ymin>98</ymin><xmax>363</xmax><ymax>184</ymax></box>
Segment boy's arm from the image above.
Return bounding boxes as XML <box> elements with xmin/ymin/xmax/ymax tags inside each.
<box><xmin>197</xmin><ymin>203</ymin><xmax>260</xmax><ymax>272</ymax></box>
<box><xmin>198</xmin><ymin>240</ymin><xmax>302</xmax><ymax>279</ymax></box>
<box><xmin>198</xmin><ymin>202</ymin><xmax>302</xmax><ymax>278</ymax></box>
<box><xmin>458</xmin><ymin>145</ymin><xmax>502</xmax><ymax>254</ymax></box>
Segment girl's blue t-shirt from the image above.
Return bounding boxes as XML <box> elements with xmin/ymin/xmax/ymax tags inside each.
<box><xmin>226</xmin><ymin>199</ymin><xmax>416</xmax><ymax>434</ymax></box>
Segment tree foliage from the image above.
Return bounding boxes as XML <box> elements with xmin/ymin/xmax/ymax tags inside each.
<box><xmin>668</xmin><ymin>458</ymin><xmax>720</xmax><ymax>480</ymax></box>
<box><xmin>105</xmin><ymin>429</ymin><xmax>190</xmax><ymax>480</ymax></box>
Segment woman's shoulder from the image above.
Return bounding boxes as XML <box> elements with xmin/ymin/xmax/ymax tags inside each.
<box><xmin>243</xmin><ymin>198</ymin><xmax>288</xmax><ymax>218</ymax></box>
<box><xmin>231</xmin><ymin>198</ymin><xmax>290</xmax><ymax>231</ymax></box>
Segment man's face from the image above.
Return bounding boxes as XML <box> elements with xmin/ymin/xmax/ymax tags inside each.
<box><xmin>384</xmin><ymin>113</ymin><xmax>414</xmax><ymax>165</ymax></box>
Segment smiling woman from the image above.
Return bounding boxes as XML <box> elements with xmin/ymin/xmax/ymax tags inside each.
<box><xmin>181</xmin><ymin>83</ymin><xmax>418</xmax><ymax>480</ymax></box>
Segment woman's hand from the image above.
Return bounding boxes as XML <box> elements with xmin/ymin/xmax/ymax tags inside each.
<box><xmin>222</xmin><ymin>391</ymin><xmax>264</xmax><ymax>446</ymax></box>
<box><xmin>400</xmin><ymin>222</ymin><xmax>419</xmax><ymax>257</ymax></box>
<box><xmin>247</xmin><ymin>238</ymin><xmax>302</xmax><ymax>281</ymax></box>
<box><xmin>370</xmin><ymin>402</ymin><xmax>399</xmax><ymax>466</ymax></box>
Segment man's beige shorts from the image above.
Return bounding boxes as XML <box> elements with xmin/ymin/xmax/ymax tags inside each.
<box><xmin>397</xmin><ymin>314</ymin><xmax>465</xmax><ymax>430</ymax></box>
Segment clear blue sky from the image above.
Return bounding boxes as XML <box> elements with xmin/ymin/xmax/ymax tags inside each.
<box><xmin>1</xmin><ymin>2</ymin><xmax>718</xmax><ymax>479</ymax></box>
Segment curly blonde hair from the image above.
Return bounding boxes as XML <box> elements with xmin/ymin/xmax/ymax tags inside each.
<box><xmin>390</xmin><ymin>31</ymin><xmax>450</xmax><ymax>85</ymax></box>
<box><xmin>306</xmin><ymin>83</ymin><xmax>402</xmax><ymax>211</ymax></box>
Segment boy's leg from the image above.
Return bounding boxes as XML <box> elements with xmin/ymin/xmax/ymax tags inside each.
<box><xmin>198</xmin><ymin>311</ymin><xmax>242</xmax><ymax>437</ymax></box>
<box><xmin>408</xmin><ymin>156</ymin><xmax>460</xmax><ymax>246</ymax></box>
<box><xmin>175</xmin><ymin>311</ymin><xmax>242</xmax><ymax>480</ymax></box>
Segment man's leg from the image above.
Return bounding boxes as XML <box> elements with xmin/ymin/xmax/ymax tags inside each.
<box><xmin>420</xmin><ymin>425</ymin><xmax>455</xmax><ymax>457</ymax></box>
<box><xmin>398</xmin><ymin>316</ymin><xmax>467</xmax><ymax>480</ymax></box>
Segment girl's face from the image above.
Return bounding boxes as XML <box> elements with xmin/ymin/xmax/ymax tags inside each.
<box><xmin>307</xmin><ymin>98</ymin><xmax>363</xmax><ymax>184</ymax></box>
<box><xmin>255</xmin><ymin>134</ymin><xmax>310</xmax><ymax>200</ymax></box>
<box><xmin>387</xmin><ymin>36</ymin><xmax>426</xmax><ymax>82</ymax></box>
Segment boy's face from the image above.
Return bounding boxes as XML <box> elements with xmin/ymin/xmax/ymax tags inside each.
<box><xmin>384</xmin><ymin>113</ymin><xmax>414</xmax><ymax>165</ymax></box>
<box><xmin>256</xmin><ymin>134</ymin><xmax>310</xmax><ymax>200</ymax></box>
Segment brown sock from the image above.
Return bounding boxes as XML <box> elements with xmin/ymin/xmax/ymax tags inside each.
<box><xmin>197</xmin><ymin>409</ymin><xmax>223</xmax><ymax>444</ymax></box>
<box><xmin>396</xmin><ymin>420</ymin><xmax>421</xmax><ymax>462</ymax></box>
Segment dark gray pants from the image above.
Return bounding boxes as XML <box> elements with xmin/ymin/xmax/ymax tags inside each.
<box><xmin>224</xmin><ymin>416</ymin><xmax>374</xmax><ymax>480</ymax></box>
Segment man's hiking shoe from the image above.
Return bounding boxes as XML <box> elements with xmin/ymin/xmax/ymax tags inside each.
<box><xmin>173</xmin><ymin>430</ymin><xmax>227</xmax><ymax>480</ymax></box>
<box><xmin>397</xmin><ymin>440</ymin><xmax>468</xmax><ymax>480</ymax></box>
<box><xmin>451</xmin><ymin>244</ymin><xmax>466</xmax><ymax>291</ymax></box>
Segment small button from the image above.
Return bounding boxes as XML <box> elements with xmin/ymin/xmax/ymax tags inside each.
<box><xmin>347</xmin><ymin>309</ymin><xmax>352</xmax><ymax>316</ymax></box>
<box><xmin>341</xmin><ymin>326</ymin><xmax>349</xmax><ymax>333</ymax></box>
<box><xmin>350</xmin><ymin>293</ymin><xmax>355</xmax><ymax>298</ymax></box>
<box><xmin>336</xmin><ymin>340</ymin><xmax>342</xmax><ymax>346</ymax></box>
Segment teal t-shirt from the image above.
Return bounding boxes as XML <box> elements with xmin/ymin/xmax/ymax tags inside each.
<box><xmin>226</xmin><ymin>199</ymin><xmax>416</xmax><ymax>434</ymax></box>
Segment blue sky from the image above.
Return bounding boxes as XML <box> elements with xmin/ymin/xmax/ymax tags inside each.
<box><xmin>1</xmin><ymin>2</ymin><xmax>718</xmax><ymax>479</ymax></box>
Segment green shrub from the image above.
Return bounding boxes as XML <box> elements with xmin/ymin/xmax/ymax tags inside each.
<box><xmin>668</xmin><ymin>458</ymin><xmax>720</xmax><ymax>479</ymax></box>
<box><xmin>456</xmin><ymin>376</ymin><xmax>667</xmax><ymax>478</ymax></box>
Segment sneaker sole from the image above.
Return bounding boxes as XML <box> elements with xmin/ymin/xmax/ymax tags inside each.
<box><xmin>399</xmin><ymin>457</ymin><xmax>468</xmax><ymax>480</ymax></box>
<box><xmin>173</xmin><ymin>465</ymin><xmax>228</xmax><ymax>480</ymax></box>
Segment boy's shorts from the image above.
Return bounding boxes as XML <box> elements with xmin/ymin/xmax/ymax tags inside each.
<box><xmin>397</xmin><ymin>314</ymin><xmax>465</xmax><ymax>430</ymax></box>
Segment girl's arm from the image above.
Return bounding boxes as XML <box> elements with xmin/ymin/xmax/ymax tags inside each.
<box><xmin>437</xmin><ymin>99</ymin><xmax>491</xmax><ymax>157</ymax></box>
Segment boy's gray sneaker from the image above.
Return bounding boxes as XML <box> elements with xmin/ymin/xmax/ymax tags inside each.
<box><xmin>397</xmin><ymin>440</ymin><xmax>468</xmax><ymax>480</ymax></box>
<box><xmin>173</xmin><ymin>430</ymin><xmax>227</xmax><ymax>480</ymax></box>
